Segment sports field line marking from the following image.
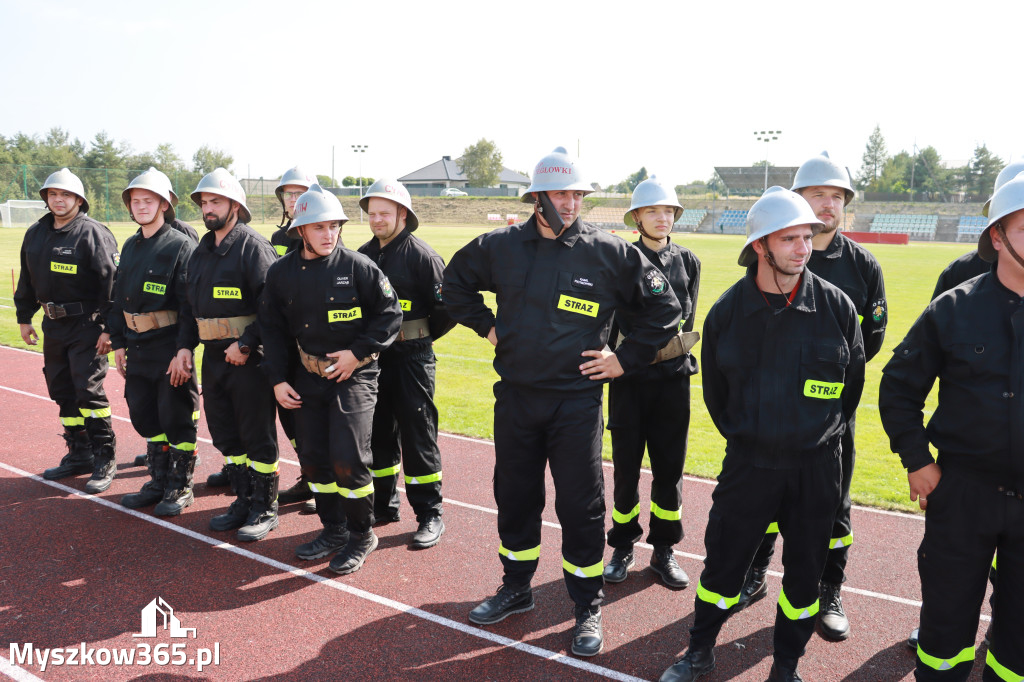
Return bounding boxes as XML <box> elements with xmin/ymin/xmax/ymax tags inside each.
<box><xmin>0</xmin><ymin>461</ymin><xmax>644</xmax><ymax>682</ymax></box>
<box><xmin>0</xmin><ymin>654</ymin><xmax>44</xmax><ymax>682</ymax></box>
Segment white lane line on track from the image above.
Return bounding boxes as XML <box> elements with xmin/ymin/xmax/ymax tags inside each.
<box><xmin>0</xmin><ymin>654</ymin><xmax>44</xmax><ymax>682</ymax></box>
<box><xmin>0</xmin><ymin>461</ymin><xmax>644</xmax><ymax>682</ymax></box>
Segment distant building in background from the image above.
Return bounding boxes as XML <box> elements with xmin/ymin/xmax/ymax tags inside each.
<box><xmin>399</xmin><ymin>156</ymin><xmax>531</xmax><ymax>193</ymax></box>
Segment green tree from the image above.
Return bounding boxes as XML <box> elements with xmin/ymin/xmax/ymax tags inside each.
<box><xmin>342</xmin><ymin>176</ymin><xmax>373</xmax><ymax>187</ymax></box>
<box><xmin>857</xmin><ymin>125</ymin><xmax>888</xmax><ymax>190</ymax></box>
<box><xmin>192</xmin><ymin>145</ymin><xmax>233</xmax><ymax>174</ymax></box>
<box><xmin>966</xmin><ymin>144</ymin><xmax>1003</xmax><ymax>197</ymax></box>
<box><xmin>458</xmin><ymin>138</ymin><xmax>504</xmax><ymax>187</ymax></box>
<box><xmin>316</xmin><ymin>174</ymin><xmax>335</xmax><ymax>187</ymax></box>
<box><xmin>613</xmin><ymin>166</ymin><xmax>648</xmax><ymax>193</ymax></box>
<box><xmin>876</xmin><ymin>151</ymin><xmax>913</xmax><ymax>194</ymax></box>
<box><xmin>155</xmin><ymin>143</ymin><xmax>185</xmax><ymax>172</ymax></box>
<box><xmin>910</xmin><ymin>146</ymin><xmax>949</xmax><ymax>199</ymax></box>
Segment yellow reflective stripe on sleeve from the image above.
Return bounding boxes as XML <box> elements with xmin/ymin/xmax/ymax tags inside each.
<box><xmin>993</xmin><ymin>554</ymin><xmax>998</xmax><ymax>570</ymax></box>
<box><xmin>249</xmin><ymin>460</ymin><xmax>279</xmax><ymax>474</ymax></box>
<box><xmin>562</xmin><ymin>557</ymin><xmax>603</xmax><ymax>578</ymax></box>
<box><xmin>192</xmin><ymin>411</ymin><xmax>200</xmax><ymax>423</ymax></box>
<box><xmin>499</xmin><ymin>543</ymin><xmax>541</xmax><ymax>562</ymax></box>
<box><xmin>371</xmin><ymin>464</ymin><xmax>401</xmax><ymax>478</ymax></box>
<box><xmin>79</xmin><ymin>406</ymin><xmax>112</xmax><ymax>418</ymax></box>
<box><xmin>556</xmin><ymin>294</ymin><xmax>599</xmax><ymax>317</ymax></box>
<box><xmin>696</xmin><ymin>579</ymin><xmax>740</xmax><ymax>610</ymax></box>
<box><xmin>766</xmin><ymin>522</ymin><xmax>779</xmax><ymax>534</ymax></box>
<box><xmin>171</xmin><ymin>442</ymin><xmax>196</xmax><ymax>452</ymax></box>
<box><xmin>803</xmin><ymin>380</ymin><xmax>843</xmax><ymax>399</ymax></box>
<box><xmin>613</xmin><ymin>502</ymin><xmax>641</xmax><ymax>524</ymax></box>
<box><xmin>338</xmin><ymin>483</ymin><xmax>374</xmax><ymax>499</ymax></box>
<box><xmin>328</xmin><ymin>308</ymin><xmax>362</xmax><ymax>322</ymax></box>
<box><xmin>829</xmin><ymin>532</ymin><xmax>854</xmax><ymax>549</ymax></box>
<box><xmin>50</xmin><ymin>262</ymin><xmax>77</xmax><ymax>274</ymax></box>
<box><xmin>858</xmin><ymin>314</ymin><xmax>864</xmax><ymax>324</ymax></box>
<box><xmin>778</xmin><ymin>588</ymin><xmax>819</xmax><ymax>620</ymax></box>
<box><xmin>986</xmin><ymin>650</ymin><xmax>1024</xmax><ymax>681</ymax></box>
<box><xmin>147</xmin><ymin>434</ymin><xmax>168</xmax><ymax>443</ymax></box>
<box><xmin>918</xmin><ymin>645</ymin><xmax>975</xmax><ymax>671</ymax></box>
<box><xmin>405</xmin><ymin>472</ymin><xmax>442</xmax><ymax>484</ymax></box>
<box><xmin>651</xmin><ymin>501</ymin><xmax>682</xmax><ymax>521</ymax></box>
<box><xmin>399</xmin><ymin>299</ymin><xmax>412</xmax><ymax>311</ymax></box>
<box><xmin>227</xmin><ymin>454</ymin><xmax>248</xmax><ymax>466</ymax></box>
<box><xmin>289</xmin><ymin>438</ymin><xmax>297</xmax><ymax>448</ymax></box>
<box><xmin>309</xmin><ymin>481</ymin><xmax>339</xmax><ymax>494</ymax></box>
<box><xmin>274</xmin><ymin>244</ymin><xmax>288</xmax><ymax>256</ymax></box>
<box><xmin>61</xmin><ymin>416</ymin><xmax>86</xmax><ymax>427</ymax></box>
<box><xmin>213</xmin><ymin>287</ymin><xmax>241</xmax><ymax>299</ymax></box>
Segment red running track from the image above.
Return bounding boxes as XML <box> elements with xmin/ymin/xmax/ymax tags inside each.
<box><xmin>0</xmin><ymin>344</ymin><xmax>991</xmax><ymax>681</ymax></box>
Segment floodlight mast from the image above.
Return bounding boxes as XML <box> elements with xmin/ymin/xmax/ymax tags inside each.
<box><xmin>352</xmin><ymin>144</ymin><xmax>368</xmax><ymax>222</ymax></box>
<box><xmin>754</xmin><ymin>130</ymin><xmax>782</xmax><ymax>191</ymax></box>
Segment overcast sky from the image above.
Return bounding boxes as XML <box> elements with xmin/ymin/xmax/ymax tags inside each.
<box><xmin>3</xmin><ymin>0</ymin><xmax>1020</xmax><ymax>189</ymax></box>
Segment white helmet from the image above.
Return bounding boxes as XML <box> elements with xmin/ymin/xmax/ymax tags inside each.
<box><xmin>624</xmin><ymin>175</ymin><xmax>683</xmax><ymax>227</ymax></box>
<box><xmin>190</xmin><ymin>168</ymin><xmax>251</xmax><ymax>223</ymax></box>
<box><xmin>982</xmin><ymin>158</ymin><xmax>1024</xmax><ymax>217</ymax></box>
<box><xmin>275</xmin><ymin>166</ymin><xmax>316</xmax><ymax>207</ymax></box>
<box><xmin>521</xmin><ymin>146</ymin><xmax>592</xmax><ymax>203</ymax></box>
<box><xmin>39</xmin><ymin>168</ymin><xmax>89</xmax><ymax>214</ymax></box>
<box><xmin>791</xmin><ymin>151</ymin><xmax>854</xmax><ymax>206</ymax></box>
<box><xmin>122</xmin><ymin>167</ymin><xmax>177</xmax><ymax>222</ymax></box>
<box><xmin>359</xmin><ymin>178</ymin><xmax>419</xmax><ymax>231</ymax></box>
<box><xmin>980</xmin><ymin>170</ymin><xmax>1024</xmax><ymax>262</ymax></box>
<box><xmin>288</xmin><ymin>184</ymin><xmax>349</xmax><ymax>237</ymax></box>
<box><xmin>739</xmin><ymin>186</ymin><xmax>824</xmax><ymax>266</ymax></box>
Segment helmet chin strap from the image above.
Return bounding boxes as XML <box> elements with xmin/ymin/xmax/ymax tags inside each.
<box><xmin>996</xmin><ymin>223</ymin><xmax>1024</xmax><ymax>269</ymax></box>
<box><xmin>760</xmin><ymin>236</ymin><xmax>791</xmax><ymax>300</ymax></box>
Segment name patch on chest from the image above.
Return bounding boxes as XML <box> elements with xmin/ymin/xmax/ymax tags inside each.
<box><xmin>334</xmin><ymin>275</ymin><xmax>352</xmax><ymax>287</ymax></box>
<box><xmin>804</xmin><ymin>380</ymin><xmax>843</xmax><ymax>399</ymax></box>
<box><xmin>328</xmin><ymin>308</ymin><xmax>362</xmax><ymax>322</ymax></box>
<box><xmin>557</xmin><ymin>295</ymin><xmax>599</xmax><ymax>317</ymax></box>
<box><xmin>50</xmin><ymin>261</ymin><xmax>77</xmax><ymax>274</ymax></box>
<box><xmin>213</xmin><ymin>287</ymin><xmax>242</xmax><ymax>299</ymax></box>
<box><xmin>144</xmin><ymin>281</ymin><xmax>166</xmax><ymax>295</ymax></box>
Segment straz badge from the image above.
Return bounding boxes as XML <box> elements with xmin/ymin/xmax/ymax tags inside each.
<box><xmin>557</xmin><ymin>295</ymin><xmax>598</xmax><ymax>317</ymax></box>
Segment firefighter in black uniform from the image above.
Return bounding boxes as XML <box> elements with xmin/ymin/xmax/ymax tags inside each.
<box><xmin>879</xmin><ymin>171</ymin><xmax>1024</xmax><ymax>682</ymax></box>
<box><xmin>110</xmin><ymin>168</ymin><xmax>200</xmax><ymax>515</ymax></box>
<box><xmin>660</xmin><ymin>187</ymin><xmax>865</xmax><ymax>682</ymax></box>
<box><xmin>16</xmin><ymin>168</ymin><xmax>120</xmax><ymax>493</ymax></box>
<box><xmin>444</xmin><ymin>147</ymin><xmax>681</xmax><ymax>658</ymax></box>
<box><xmin>260</xmin><ymin>184</ymin><xmax>402</xmax><ymax>573</ymax></box>
<box><xmin>357</xmin><ymin>178</ymin><xmax>454</xmax><ymax>549</ymax></box>
<box><xmin>737</xmin><ymin>152</ymin><xmax>886</xmax><ymax>642</ymax></box>
<box><xmin>604</xmin><ymin>176</ymin><xmax>699</xmax><ymax>590</ymax></box>
<box><xmin>170</xmin><ymin>168</ymin><xmax>280</xmax><ymax>542</ymax></box>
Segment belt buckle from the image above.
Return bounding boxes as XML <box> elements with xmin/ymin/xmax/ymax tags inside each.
<box><xmin>46</xmin><ymin>302</ymin><xmax>66</xmax><ymax>319</ymax></box>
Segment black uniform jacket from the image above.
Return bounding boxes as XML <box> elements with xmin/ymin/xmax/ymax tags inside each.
<box><xmin>613</xmin><ymin>237</ymin><xmax>700</xmax><ymax>381</ymax></box>
<box><xmin>171</xmin><ymin>219</ymin><xmax>199</xmax><ymax>244</ymax></box>
<box><xmin>271</xmin><ymin>226</ymin><xmax>300</xmax><ymax>257</ymax></box>
<box><xmin>931</xmin><ymin>250</ymin><xmax>991</xmax><ymax>300</ymax></box>
<box><xmin>443</xmin><ymin>216</ymin><xmax>682</xmax><ymax>395</ymax></box>
<box><xmin>108</xmin><ymin>224</ymin><xmax>195</xmax><ymax>350</ymax></box>
<box><xmin>357</xmin><ymin>229</ymin><xmax>455</xmax><ymax>356</ymax></box>
<box><xmin>177</xmin><ymin>223</ymin><xmax>277</xmax><ymax>353</ymax></box>
<box><xmin>259</xmin><ymin>246</ymin><xmax>403</xmax><ymax>387</ymax></box>
<box><xmin>701</xmin><ymin>267</ymin><xmax>866</xmax><ymax>468</ymax></box>
<box><xmin>879</xmin><ymin>272</ymin><xmax>1024</xmax><ymax>487</ymax></box>
<box><xmin>808</xmin><ymin>232</ymin><xmax>887</xmax><ymax>362</ymax></box>
<box><xmin>15</xmin><ymin>212</ymin><xmax>118</xmax><ymax>330</ymax></box>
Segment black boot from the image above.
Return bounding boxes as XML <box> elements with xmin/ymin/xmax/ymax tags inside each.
<box><xmin>468</xmin><ymin>585</ymin><xmax>534</xmax><ymax>625</ymax></box>
<box><xmin>410</xmin><ymin>512</ymin><xmax>445</xmax><ymax>549</ymax></box>
<box><xmin>296</xmin><ymin>523</ymin><xmax>350</xmax><ymax>560</ymax></box>
<box><xmin>43</xmin><ymin>428</ymin><xmax>94</xmax><ymax>480</ymax></box>
<box><xmin>122</xmin><ymin>443</ymin><xmax>169</xmax><ymax>508</ymax></box>
<box><xmin>84</xmin><ymin>442</ymin><xmax>117</xmax><ymax>494</ymax></box>
<box><xmin>154</xmin><ymin>448</ymin><xmax>197</xmax><ymax>516</ymax></box>
<box><xmin>816</xmin><ymin>582</ymin><xmax>850</xmax><ymax>641</ymax></box>
<box><xmin>209</xmin><ymin>464</ymin><xmax>251</xmax><ymax>531</ymax></box>
<box><xmin>650</xmin><ymin>546</ymin><xmax>690</xmax><ymax>589</ymax></box>
<box><xmin>329</xmin><ymin>530</ymin><xmax>378</xmax><ymax>575</ymax></box>
<box><xmin>768</xmin><ymin>659</ymin><xmax>803</xmax><ymax>681</ymax></box>
<box><xmin>207</xmin><ymin>462</ymin><xmax>231</xmax><ymax>487</ymax></box>
<box><xmin>237</xmin><ymin>470</ymin><xmax>279</xmax><ymax>542</ymax></box>
<box><xmin>278</xmin><ymin>474</ymin><xmax>313</xmax><ymax>505</ymax></box>
<box><xmin>735</xmin><ymin>564</ymin><xmax>768</xmax><ymax>612</ymax></box>
<box><xmin>132</xmin><ymin>451</ymin><xmax>149</xmax><ymax>467</ymax></box>
<box><xmin>603</xmin><ymin>547</ymin><xmax>635</xmax><ymax>583</ymax></box>
<box><xmin>659</xmin><ymin>646</ymin><xmax>716</xmax><ymax>682</ymax></box>
<box><xmin>571</xmin><ymin>604</ymin><xmax>603</xmax><ymax>657</ymax></box>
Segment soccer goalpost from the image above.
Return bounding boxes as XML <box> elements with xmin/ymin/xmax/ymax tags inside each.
<box><xmin>0</xmin><ymin>200</ymin><xmax>47</xmax><ymax>227</ymax></box>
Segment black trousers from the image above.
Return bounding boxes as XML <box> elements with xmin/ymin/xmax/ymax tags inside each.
<box><xmin>690</xmin><ymin>448</ymin><xmax>841</xmax><ymax>666</ymax></box>
<box><xmin>914</xmin><ymin>470</ymin><xmax>1024</xmax><ymax>682</ymax></box>
<box><xmin>492</xmin><ymin>382</ymin><xmax>606</xmax><ymax>607</ymax></box>
<box><xmin>607</xmin><ymin>375</ymin><xmax>690</xmax><ymax>549</ymax></box>
<box><xmin>370</xmin><ymin>348</ymin><xmax>443</xmax><ymax>521</ymax></box>
<box><xmin>277</xmin><ymin>344</ymin><xmax>299</xmax><ymax>450</ymax></box>
<box><xmin>124</xmin><ymin>335</ymin><xmax>198</xmax><ymax>447</ymax></box>
<box><xmin>750</xmin><ymin>417</ymin><xmax>855</xmax><ymax>585</ymax></box>
<box><xmin>41</xmin><ymin>314</ymin><xmax>113</xmax><ymax>446</ymax></box>
<box><xmin>200</xmin><ymin>344</ymin><xmax>278</xmax><ymax>467</ymax></box>
<box><xmin>293</xmin><ymin>364</ymin><xmax>378</xmax><ymax>533</ymax></box>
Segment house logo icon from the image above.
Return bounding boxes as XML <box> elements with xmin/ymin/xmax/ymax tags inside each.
<box><xmin>133</xmin><ymin>597</ymin><xmax>196</xmax><ymax>639</ymax></box>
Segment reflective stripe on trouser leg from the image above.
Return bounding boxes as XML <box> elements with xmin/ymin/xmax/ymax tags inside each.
<box><xmin>651</xmin><ymin>500</ymin><xmax>681</xmax><ymax>521</ymax></box>
<box><xmin>80</xmin><ymin>406</ymin><xmax>111</xmax><ymax>419</ymax></box>
<box><xmin>917</xmin><ymin>645</ymin><xmax>974</xmax><ymax>673</ymax></box>
<box><xmin>829</xmin><ymin>532</ymin><xmax>853</xmax><ymax>549</ymax></box>
<box><xmin>778</xmin><ymin>588</ymin><xmax>819</xmax><ymax>620</ymax></box>
<box><xmin>148</xmin><ymin>434</ymin><xmax>168</xmax><ymax>443</ymax></box>
<box><xmin>499</xmin><ymin>544</ymin><xmax>541</xmax><ymax>562</ymax></box>
<box><xmin>61</xmin><ymin>416</ymin><xmax>86</xmax><ymax>427</ymax></box>
<box><xmin>405</xmin><ymin>471</ymin><xmax>442</xmax><ymax>485</ymax></box>
<box><xmin>562</xmin><ymin>557</ymin><xmax>603</xmax><ymax>578</ymax></box>
<box><xmin>696</xmin><ymin>579</ymin><xmax>740</xmax><ymax>610</ymax></box>
<box><xmin>986</xmin><ymin>650</ymin><xmax>1024</xmax><ymax>682</ymax></box>
<box><xmin>612</xmin><ymin>502</ymin><xmax>640</xmax><ymax>524</ymax></box>
<box><xmin>249</xmin><ymin>459</ymin><xmax>280</xmax><ymax>474</ymax></box>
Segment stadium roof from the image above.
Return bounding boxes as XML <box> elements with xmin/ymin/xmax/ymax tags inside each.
<box><xmin>400</xmin><ymin>156</ymin><xmax>531</xmax><ymax>187</ymax></box>
<box><xmin>715</xmin><ymin>166</ymin><xmax>800</xmax><ymax>195</ymax></box>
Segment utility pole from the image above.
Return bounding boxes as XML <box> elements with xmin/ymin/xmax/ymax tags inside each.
<box><xmin>754</xmin><ymin>130</ymin><xmax>782</xmax><ymax>191</ymax></box>
<box><xmin>352</xmin><ymin>144</ymin><xmax>368</xmax><ymax>222</ymax></box>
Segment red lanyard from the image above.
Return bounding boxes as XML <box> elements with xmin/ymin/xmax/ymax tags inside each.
<box><xmin>759</xmin><ymin>274</ymin><xmax>801</xmax><ymax>309</ymax></box>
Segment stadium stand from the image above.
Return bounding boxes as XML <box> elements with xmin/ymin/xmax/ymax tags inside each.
<box><xmin>955</xmin><ymin>215</ymin><xmax>986</xmax><ymax>242</ymax></box>
<box><xmin>675</xmin><ymin>208</ymin><xmax>707</xmax><ymax>231</ymax></box>
<box><xmin>870</xmin><ymin>214</ymin><xmax>938</xmax><ymax>240</ymax></box>
<box><xmin>716</xmin><ymin>209</ymin><xmax>748</xmax><ymax>234</ymax></box>
<box><xmin>714</xmin><ymin>167</ymin><xmax>800</xmax><ymax>196</ymax></box>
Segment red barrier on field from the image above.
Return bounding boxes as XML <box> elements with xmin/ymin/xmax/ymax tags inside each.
<box><xmin>844</xmin><ymin>231</ymin><xmax>909</xmax><ymax>245</ymax></box>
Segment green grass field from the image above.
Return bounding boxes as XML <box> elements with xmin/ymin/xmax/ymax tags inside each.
<box><xmin>0</xmin><ymin>222</ymin><xmax>974</xmax><ymax>513</ymax></box>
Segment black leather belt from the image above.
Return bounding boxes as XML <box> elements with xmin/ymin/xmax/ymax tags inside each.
<box><xmin>41</xmin><ymin>301</ymin><xmax>90</xmax><ymax>319</ymax></box>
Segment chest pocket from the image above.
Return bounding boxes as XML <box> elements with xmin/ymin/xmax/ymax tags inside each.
<box><xmin>945</xmin><ymin>342</ymin><xmax>1003</xmax><ymax>382</ymax></box>
<box><xmin>49</xmin><ymin>245</ymin><xmax>80</xmax><ymax>276</ymax></box>
<box><xmin>554</xmin><ymin>271</ymin><xmax>603</xmax><ymax>324</ymax></box>
<box><xmin>800</xmin><ymin>342</ymin><xmax>849</xmax><ymax>399</ymax></box>
<box><xmin>326</xmin><ymin>272</ymin><xmax>361</xmax><ymax>328</ymax></box>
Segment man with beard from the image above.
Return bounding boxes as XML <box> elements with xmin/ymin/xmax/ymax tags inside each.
<box><xmin>171</xmin><ymin>168</ymin><xmax>280</xmax><ymax>541</ymax></box>
<box><xmin>736</xmin><ymin>152</ymin><xmax>885</xmax><ymax>643</ymax></box>
<box><xmin>110</xmin><ymin>168</ymin><xmax>199</xmax><ymax>515</ymax></box>
<box><xmin>16</xmin><ymin>168</ymin><xmax>119</xmax><ymax>493</ymax></box>
<box><xmin>357</xmin><ymin>178</ymin><xmax>454</xmax><ymax>548</ymax></box>
<box><xmin>660</xmin><ymin>187</ymin><xmax>864</xmax><ymax>682</ymax></box>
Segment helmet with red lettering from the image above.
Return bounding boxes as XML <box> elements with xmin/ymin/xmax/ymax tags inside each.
<box><xmin>39</xmin><ymin>167</ymin><xmax>89</xmax><ymax>214</ymax></box>
<box><xmin>275</xmin><ymin>166</ymin><xmax>316</xmax><ymax>207</ymax></box>
<box><xmin>521</xmin><ymin>146</ymin><xmax>593</xmax><ymax>203</ymax></box>
<box><xmin>739</xmin><ymin>186</ymin><xmax>824</xmax><ymax>266</ymax></box>
<box><xmin>791</xmin><ymin>151</ymin><xmax>854</xmax><ymax>206</ymax></box>
<box><xmin>982</xmin><ymin>158</ymin><xmax>1024</xmax><ymax>218</ymax></box>
<box><xmin>980</xmin><ymin>170</ymin><xmax>1024</xmax><ymax>262</ymax></box>
<box><xmin>190</xmin><ymin>168</ymin><xmax>251</xmax><ymax>223</ymax></box>
<box><xmin>624</xmin><ymin>175</ymin><xmax>683</xmax><ymax>227</ymax></box>
<box><xmin>359</xmin><ymin>178</ymin><xmax>419</xmax><ymax>231</ymax></box>
<box><xmin>122</xmin><ymin>167</ymin><xmax>177</xmax><ymax>222</ymax></box>
<box><xmin>287</xmin><ymin>183</ymin><xmax>349</xmax><ymax>237</ymax></box>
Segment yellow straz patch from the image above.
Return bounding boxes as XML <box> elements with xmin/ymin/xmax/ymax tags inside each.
<box><xmin>804</xmin><ymin>380</ymin><xmax>843</xmax><ymax>399</ymax></box>
<box><xmin>144</xmin><ymin>282</ymin><xmax>166</xmax><ymax>295</ymax></box>
<box><xmin>557</xmin><ymin>294</ymin><xmax>599</xmax><ymax>317</ymax></box>
<box><xmin>50</xmin><ymin>262</ymin><xmax>77</xmax><ymax>274</ymax></box>
<box><xmin>399</xmin><ymin>299</ymin><xmax>412</xmax><ymax>311</ymax></box>
<box><xmin>213</xmin><ymin>287</ymin><xmax>241</xmax><ymax>299</ymax></box>
<box><xmin>328</xmin><ymin>308</ymin><xmax>362</xmax><ymax>322</ymax></box>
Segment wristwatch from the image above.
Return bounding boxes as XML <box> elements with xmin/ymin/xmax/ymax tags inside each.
<box><xmin>238</xmin><ymin>343</ymin><xmax>251</xmax><ymax>355</ymax></box>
